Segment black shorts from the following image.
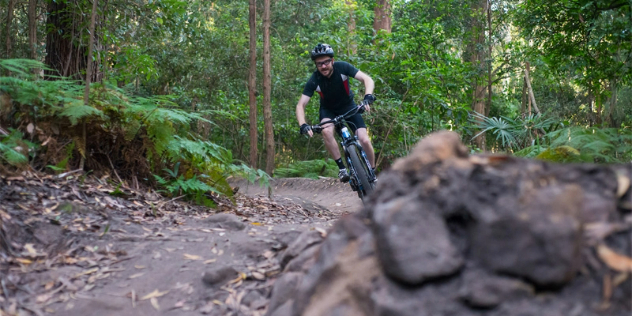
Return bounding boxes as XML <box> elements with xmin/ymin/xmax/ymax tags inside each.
<box><xmin>319</xmin><ymin>106</ymin><xmax>366</xmax><ymax>133</ymax></box>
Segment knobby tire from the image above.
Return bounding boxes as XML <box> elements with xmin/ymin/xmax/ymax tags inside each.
<box><xmin>348</xmin><ymin>144</ymin><xmax>374</xmax><ymax>199</ymax></box>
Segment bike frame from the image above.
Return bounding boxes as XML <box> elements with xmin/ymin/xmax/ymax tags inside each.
<box><xmin>311</xmin><ymin>105</ymin><xmax>376</xmax><ymax>196</ymax></box>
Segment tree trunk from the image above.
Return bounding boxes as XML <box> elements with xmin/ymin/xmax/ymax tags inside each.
<box><xmin>373</xmin><ymin>0</ymin><xmax>392</xmax><ymax>34</ymax></box>
<box><xmin>80</xmin><ymin>0</ymin><xmax>98</xmax><ymax>170</ymax></box>
<box><xmin>45</xmin><ymin>0</ymin><xmax>91</xmax><ymax>80</ymax></box>
<box><xmin>485</xmin><ymin>0</ymin><xmax>492</xmax><ymax>117</ymax></box>
<box><xmin>524</xmin><ymin>62</ymin><xmax>541</xmax><ymax>114</ymax></box>
<box><xmin>606</xmin><ymin>79</ymin><xmax>617</xmax><ymax>128</ymax></box>
<box><xmin>521</xmin><ymin>77</ymin><xmax>527</xmax><ymax>115</ymax></box>
<box><xmin>346</xmin><ymin>0</ymin><xmax>357</xmax><ymax>54</ymax></box>
<box><xmin>248</xmin><ymin>0</ymin><xmax>258</xmax><ymax>169</ymax></box>
<box><xmin>465</xmin><ymin>0</ymin><xmax>488</xmax><ymax>150</ymax></box>
<box><xmin>263</xmin><ymin>0</ymin><xmax>274</xmax><ymax>176</ymax></box>
<box><xmin>5</xmin><ymin>0</ymin><xmax>15</xmax><ymax>59</ymax></box>
<box><xmin>28</xmin><ymin>0</ymin><xmax>38</xmax><ymax>61</ymax></box>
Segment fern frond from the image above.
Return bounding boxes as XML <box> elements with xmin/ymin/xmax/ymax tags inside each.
<box><xmin>59</xmin><ymin>105</ymin><xmax>104</xmax><ymax>125</ymax></box>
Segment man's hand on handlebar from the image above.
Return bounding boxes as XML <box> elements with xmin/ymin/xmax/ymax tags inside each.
<box><xmin>300</xmin><ymin>123</ymin><xmax>314</xmax><ymax>137</ymax></box>
<box><xmin>359</xmin><ymin>94</ymin><xmax>376</xmax><ymax>114</ymax></box>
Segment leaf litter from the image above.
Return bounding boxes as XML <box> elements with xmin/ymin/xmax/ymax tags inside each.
<box><xmin>0</xmin><ymin>172</ymin><xmax>349</xmax><ymax>315</ymax></box>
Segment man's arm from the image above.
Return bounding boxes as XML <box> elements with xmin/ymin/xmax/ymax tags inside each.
<box><xmin>296</xmin><ymin>94</ymin><xmax>311</xmax><ymax>125</ymax></box>
<box><xmin>354</xmin><ymin>71</ymin><xmax>375</xmax><ymax>113</ymax></box>
<box><xmin>354</xmin><ymin>71</ymin><xmax>374</xmax><ymax>96</ymax></box>
<box><xmin>296</xmin><ymin>94</ymin><xmax>314</xmax><ymax>137</ymax></box>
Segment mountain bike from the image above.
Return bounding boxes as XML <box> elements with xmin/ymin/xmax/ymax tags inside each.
<box><xmin>309</xmin><ymin>102</ymin><xmax>377</xmax><ymax>201</ymax></box>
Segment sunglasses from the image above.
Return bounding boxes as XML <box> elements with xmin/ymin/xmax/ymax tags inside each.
<box><xmin>315</xmin><ymin>59</ymin><xmax>333</xmax><ymax>68</ymax></box>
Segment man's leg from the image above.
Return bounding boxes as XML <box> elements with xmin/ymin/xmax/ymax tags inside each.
<box><xmin>320</xmin><ymin>118</ymin><xmax>341</xmax><ymax>160</ymax></box>
<box><xmin>355</xmin><ymin>128</ymin><xmax>375</xmax><ymax>168</ymax></box>
<box><xmin>320</xmin><ymin>118</ymin><xmax>349</xmax><ymax>182</ymax></box>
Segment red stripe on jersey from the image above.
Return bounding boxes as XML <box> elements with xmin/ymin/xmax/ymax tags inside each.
<box><xmin>343</xmin><ymin>79</ymin><xmax>350</xmax><ymax>95</ymax></box>
<box><xmin>317</xmin><ymin>91</ymin><xmax>324</xmax><ymax>98</ymax></box>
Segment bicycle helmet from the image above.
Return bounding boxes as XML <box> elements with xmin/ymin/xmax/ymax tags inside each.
<box><xmin>310</xmin><ymin>43</ymin><xmax>334</xmax><ymax>60</ymax></box>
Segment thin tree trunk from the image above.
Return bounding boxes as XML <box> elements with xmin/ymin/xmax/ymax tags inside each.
<box><xmin>466</xmin><ymin>0</ymin><xmax>487</xmax><ymax>150</ymax></box>
<box><xmin>5</xmin><ymin>0</ymin><xmax>15</xmax><ymax>59</ymax></box>
<box><xmin>28</xmin><ymin>0</ymin><xmax>38</xmax><ymax>60</ymax></box>
<box><xmin>606</xmin><ymin>79</ymin><xmax>617</xmax><ymax>128</ymax></box>
<box><xmin>263</xmin><ymin>0</ymin><xmax>274</xmax><ymax>177</ymax></box>
<box><xmin>373</xmin><ymin>0</ymin><xmax>392</xmax><ymax>34</ymax></box>
<box><xmin>346</xmin><ymin>0</ymin><xmax>357</xmax><ymax>54</ymax></box>
<box><xmin>80</xmin><ymin>0</ymin><xmax>98</xmax><ymax>170</ymax></box>
<box><xmin>248</xmin><ymin>0</ymin><xmax>258</xmax><ymax>169</ymax></box>
<box><xmin>485</xmin><ymin>0</ymin><xmax>492</xmax><ymax>117</ymax></box>
<box><xmin>524</xmin><ymin>62</ymin><xmax>541</xmax><ymax>115</ymax></box>
<box><xmin>521</xmin><ymin>77</ymin><xmax>527</xmax><ymax>115</ymax></box>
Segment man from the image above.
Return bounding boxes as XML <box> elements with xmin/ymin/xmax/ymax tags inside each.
<box><xmin>296</xmin><ymin>43</ymin><xmax>376</xmax><ymax>182</ymax></box>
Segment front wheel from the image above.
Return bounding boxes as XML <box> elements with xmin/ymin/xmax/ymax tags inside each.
<box><xmin>347</xmin><ymin>144</ymin><xmax>375</xmax><ymax>200</ymax></box>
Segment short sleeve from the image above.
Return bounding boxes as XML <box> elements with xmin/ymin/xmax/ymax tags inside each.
<box><xmin>302</xmin><ymin>74</ymin><xmax>317</xmax><ymax>97</ymax></box>
<box><xmin>337</xmin><ymin>61</ymin><xmax>359</xmax><ymax>78</ymax></box>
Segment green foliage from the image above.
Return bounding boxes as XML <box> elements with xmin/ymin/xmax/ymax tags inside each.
<box><xmin>0</xmin><ymin>59</ymin><xmax>270</xmax><ymax>205</ymax></box>
<box><xmin>0</xmin><ymin>129</ymin><xmax>30</xmax><ymax>166</ymax></box>
<box><xmin>470</xmin><ymin>112</ymin><xmax>558</xmax><ymax>151</ymax></box>
<box><xmin>3</xmin><ymin>0</ymin><xmax>630</xmax><ymax>184</ymax></box>
<box><xmin>274</xmin><ymin>159</ymin><xmax>338</xmax><ymax>179</ymax></box>
<box><xmin>515</xmin><ymin>127</ymin><xmax>632</xmax><ymax>163</ymax></box>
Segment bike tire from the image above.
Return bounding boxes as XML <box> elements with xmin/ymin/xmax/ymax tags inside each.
<box><xmin>348</xmin><ymin>144</ymin><xmax>375</xmax><ymax>199</ymax></box>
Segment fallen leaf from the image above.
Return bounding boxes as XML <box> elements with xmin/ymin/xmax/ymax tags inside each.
<box><xmin>131</xmin><ymin>289</ymin><xmax>136</xmax><ymax>308</ymax></box>
<box><xmin>203</xmin><ymin>259</ymin><xmax>217</xmax><ymax>264</ymax></box>
<box><xmin>24</xmin><ymin>243</ymin><xmax>38</xmax><ymax>256</ymax></box>
<box><xmin>73</xmin><ymin>268</ymin><xmax>99</xmax><ymax>279</ymax></box>
<box><xmin>250</xmin><ymin>222</ymin><xmax>262</xmax><ymax>226</ymax></box>
<box><xmin>597</xmin><ymin>244</ymin><xmax>632</xmax><ymax>272</ymax></box>
<box><xmin>262</xmin><ymin>250</ymin><xmax>274</xmax><ymax>259</ymax></box>
<box><xmin>251</xmin><ymin>272</ymin><xmax>265</xmax><ymax>280</ymax></box>
<box><xmin>315</xmin><ymin>227</ymin><xmax>327</xmax><ymax>238</ymax></box>
<box><xmin>128</xmin><ymin>273</ymin><xmax>145</xmax><ymax>279</ymax></box>
<box><xmin>44</xmin><ymin>281</ymin><xmax>55</xmax><ymax>290</ymax></box>
<box><xmin>616</xmin><ymin>172</ymin><xmax>630</xmax><ymax>198</ymax></box>
<box><xmin>183</xmin><ymin>254</ymin><xmax>202</xmax><ymax>260</ymax></box>
<box><xmin>134</xmin><ymin>265</ymin><xmax>146</xmax><ymax>269</ymax></box>
<box><xmin>141</xmin><ymin>289</ymin><xmax>169</xmax><ymax>301</ymax></box>
<box><xmin>150</xmin><ymin>297</ymin><xmax>160</xmax><ymax>311</ymax></box>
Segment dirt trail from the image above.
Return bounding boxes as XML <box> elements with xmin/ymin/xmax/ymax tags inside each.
<box><xmin>0</xmin><ymin>175</ymin><xmax>361</xmax><ymax>316</ymax></box>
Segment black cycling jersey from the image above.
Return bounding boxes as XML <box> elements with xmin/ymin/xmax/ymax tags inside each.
<box><xmin>302</xmin><ymin>61</ymin><xmax>359</xmax><ymax>112</ymax></box>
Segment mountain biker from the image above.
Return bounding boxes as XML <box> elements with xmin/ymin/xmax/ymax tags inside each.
<box><xmin>296</xmin><ymin>43</ymin><xmax>376</xmax><ymax>182</ymax></box>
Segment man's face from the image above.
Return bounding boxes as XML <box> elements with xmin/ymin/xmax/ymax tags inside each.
<box><xmin>314</xmin><ymin>56</ymin><xmax>334</xmax><ymax>78</ymax></box>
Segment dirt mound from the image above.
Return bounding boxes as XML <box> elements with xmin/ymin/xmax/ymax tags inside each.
<box><xmin>266</xmin><ymin>131</ymin><xmax>632</xmax><ymax>316</ymax></box>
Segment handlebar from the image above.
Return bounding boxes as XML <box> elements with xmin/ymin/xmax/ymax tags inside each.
<box><xmin>310</xmin><ymin>101</ymin><xmax>368</xmax><ymax>134</ymax></box>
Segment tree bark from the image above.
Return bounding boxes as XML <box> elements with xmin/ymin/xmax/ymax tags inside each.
<box><xmin>248</xmin><ymin>0</ymin><xmax>258</xmax><ymax>169</ymax></box>
<box><xmin>485</xmin><ymin>0</ymin><xmax>492</xmax><ymax>117</ymax></box>
<box><xmin>521</xmin><ymin>77</ymin><xmax>527</xmax><ymax>115</ymax></box>
<box><xmin>263</xmin><ymin>0</ymin><xmax>274</xmax><ymax>176</ymax></box>
<box><xmin>5</xmin><ymin>0</ymin><xmax>15</xmax><ymax>59</ymax></box>
<box><xmin>346</xmin><ymin>0</ymin><xmax>357</xmax><ymax>54</ymax></box>
<box><xmin>606</xmin><ymin>79</ymin><xmax>617</xmax><ymax>128</ymax></box>
<box><xmin>466</xmin><ymin>0</ymin><xmax>488</xmax><ymax>150</ymax></box>
<box><xmin>80</xmin><ymin>0</ymin><xmax>98</xmax><ymax>170</ymax></box>
<box><xmin>28</xmin><ymin>0</ymin><xmax>38</xmax><ymax>61</ymax></box>
<box><xmin>524</xmin><ymin>62</ymin><xmax>541</xmax><ymax>115</ymax></box>
<box><xmin>45</xmin><ymin>0</ymin><xmax>90</xmax><ymax>80</ymax></box>
<box><xmin>373</xmin><ymin>0</ymin><xmax>392</xmax><ymax>34</ymax></box>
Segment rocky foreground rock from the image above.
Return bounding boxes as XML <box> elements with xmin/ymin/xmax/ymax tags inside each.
<box><xmin>267</xmin><ymin>131</ymin><xmax>632</xmax><ymax>316</ymax></box>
